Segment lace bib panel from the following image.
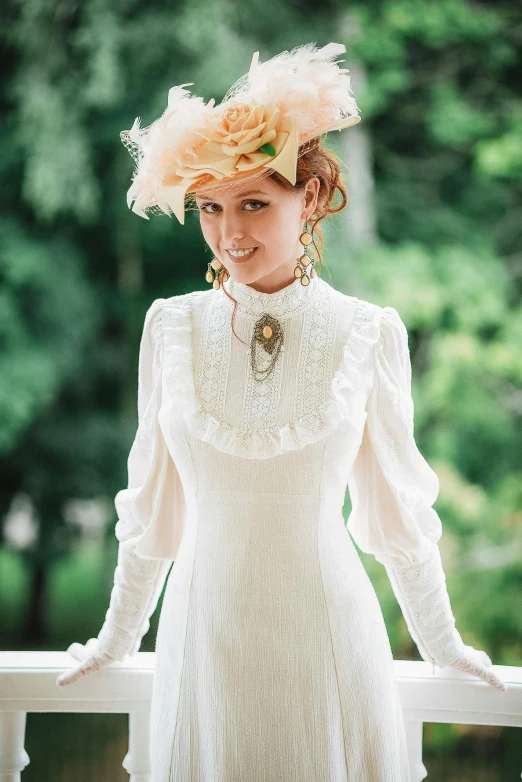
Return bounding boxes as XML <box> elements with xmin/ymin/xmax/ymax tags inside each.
<box><xmin>162</xmin><ymin>277</ymin><xmax>384</xmax><ymax>460</ymax></box>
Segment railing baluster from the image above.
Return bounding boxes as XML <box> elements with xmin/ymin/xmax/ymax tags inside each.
<box><xmin>122</xmin><ymin>710</ymin><xmax>151</xmax><ymax>782</ymax></box>
<box><xmin>404</xmin><ymin>719</ymin><xmax>427</xmax><ymax>781</ymax></box>
<box><xmin>0</xmin><ymin>712</ymin><xmax>30</xmax><ymax>782</ymax></box>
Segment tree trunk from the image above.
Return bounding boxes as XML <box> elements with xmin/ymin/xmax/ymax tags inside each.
<box><xmin>25</xmin><ymin>558</ymin><xmax>48</xmax><ymax>642</ymax></box>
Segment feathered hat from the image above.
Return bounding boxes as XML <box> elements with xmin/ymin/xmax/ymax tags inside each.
<box><xmin>120</xmin><ymin>41</ymin><xmax>361</xmax><ymax>224</ymax></box>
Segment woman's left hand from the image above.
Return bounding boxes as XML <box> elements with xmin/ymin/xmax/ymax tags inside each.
<box><xmin>449</xmin><ymin>645</ymin><xmax>507</xmax><ymax>692</ymax></box>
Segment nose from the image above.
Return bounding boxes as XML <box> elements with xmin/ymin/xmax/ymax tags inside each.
<box><xmin>220</xmin><ymin>210</ymin><xmax>247</xmax><ymax>247</ymax></box>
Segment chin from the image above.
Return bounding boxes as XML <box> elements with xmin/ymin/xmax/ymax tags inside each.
<box><xmin>226</xmin><ymin>264</ymin><xmax>264</xmax><ymax>284</ymax></box>
<box><xmin>228</xmin><ymin>273</ymin><xmax>257</xmax><ymax>286</ymax></box>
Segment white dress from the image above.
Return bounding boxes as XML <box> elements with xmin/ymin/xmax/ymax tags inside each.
<box><xmin>105</xmin><ymin>273</ymin><xmax>443</xmax><ymax>782</ymax></box>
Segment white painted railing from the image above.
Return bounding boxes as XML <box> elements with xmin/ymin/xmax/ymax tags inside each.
<box><xmin>0</xmin><ymin>652</ymin><xmax>520</xmax><ymax>781</ymax></box>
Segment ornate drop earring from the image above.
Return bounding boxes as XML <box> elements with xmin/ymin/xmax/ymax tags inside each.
<box><xmin>205</xmin><ymin>258</ymin><xmax>229</xmax><ymax>289</ymax></box>
<box><xmin>293</xmin><ymin>221</ymin><xmax>317</xmax><ymax>286</ymax></box>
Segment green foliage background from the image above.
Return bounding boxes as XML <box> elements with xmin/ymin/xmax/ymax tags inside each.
<box><xmin>1</xmin><ymin>0</ymin><xmax>521</xmax><ymax>778</ymax></box>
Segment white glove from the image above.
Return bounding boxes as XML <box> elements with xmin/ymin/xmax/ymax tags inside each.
<box><xmin>385</xmin><ymin>546</ymin><xmax>507</xmax><ymax>692</ymax></box>
<box><xmin>56</xmin><ymin>542</ymin><xmax>171</xmax><ymax>688</ymax></box>
<box><xmin>56</xmin><ymin>637</ymin><xmax>117</xmax><ymax>687</ymax></box>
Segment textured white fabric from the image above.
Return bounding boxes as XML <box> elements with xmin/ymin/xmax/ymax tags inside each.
<box><xmin>96</xmin><ymin>543</ymin><xmax>172</xmax><ymax>660</ymax></box>
<box><xmin>345</xmin><ymin>306</ymin><xmax>502</xmax><ymax>689</ymax></box>
<box><xmin>96</xmin><ymin>300</ymin><xmax>179</xmax><ymax>661</ymax></box>
<box><xmin>92</xmin><ymin>277</ymin><xmax>457</xmax><ymax>781</ymax></box>
<box><xmin>384</xmin><ymin>550</ymin><xmax>505</xmax><ymax>691</ymax></box>
<box><xmin>346</xmin><ymin>305</ymin><xmax>442</xmax><ymax>570</ymax></box>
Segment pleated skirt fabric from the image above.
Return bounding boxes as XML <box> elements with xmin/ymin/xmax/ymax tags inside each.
<box><xmin>149</xmin><ymin>488</ymin><xmax>418</xmax><ymax>781</ymax></box>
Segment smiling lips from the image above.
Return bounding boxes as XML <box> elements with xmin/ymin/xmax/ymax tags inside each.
<box><xmin>226</xmin><ymin>247</ymin><xmax>258</xmax><ymax>262</ymax></box>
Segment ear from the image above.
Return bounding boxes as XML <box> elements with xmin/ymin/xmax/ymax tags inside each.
<box><xmin>300</xmin><ymin>177</ymin><xmax>320</xmax><ymax>221</ymax></box>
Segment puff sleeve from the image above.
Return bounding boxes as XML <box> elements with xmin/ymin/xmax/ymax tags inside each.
<box><xmin>346</xmin><ymin>306</ymin><xmax>442</xmax><ymax>568</ymax></box>
<box><xmin>96</xmin><ymin>299</ymin><xmax>186</xmax><ymax>661</ymax></box>
<box><xmin>347</xmin><ymin>306</ymin><xmax>468</xmax><ymax>668</ymax></box>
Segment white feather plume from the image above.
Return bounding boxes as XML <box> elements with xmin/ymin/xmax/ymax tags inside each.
<box><xmin>120</xmin><ymin>86</ymin><xmax>214</xmax><ymax>212</ymax></box>
<box><xmin>121</xmin><ymin>41</ymin><xmax>361</xmax><ymax>217</ymax></box>
<box><xmin>222</xmin><ymin>41</ymin><xmax>359</xmax><ymax>143</ymax></box>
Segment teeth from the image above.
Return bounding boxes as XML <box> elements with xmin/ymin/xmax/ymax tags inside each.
<box><xmin>228</xmin><ymin>247</ymin><xmax>256</xmax><ymax>257</ymax></box>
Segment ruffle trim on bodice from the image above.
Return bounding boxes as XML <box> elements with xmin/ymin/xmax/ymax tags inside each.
<box><xmin>162</xmin><ymin>291</ymin><xmax>383</xmax><ymax>460</ymax></box>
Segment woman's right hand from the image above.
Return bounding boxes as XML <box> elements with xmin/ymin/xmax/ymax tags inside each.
<box><xmin>56</xmin><ymin>637</ymin><xmax>119</xmax><ymax>687</ymax></box>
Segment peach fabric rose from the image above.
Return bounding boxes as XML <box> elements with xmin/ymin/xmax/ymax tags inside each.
<box><xmin>158</xmin><ymin>101</ymin><xmax>299</xmax><ymax>224</ymax></box>
<box><xmin>167</xmin><ymin>99</ymin><xmax>293</xmax><ymax>183</ymax></box>
<box><xmin>205</xmin><ymin>100</ymin><xmax>279</xmax><ymax>157</ymax></box>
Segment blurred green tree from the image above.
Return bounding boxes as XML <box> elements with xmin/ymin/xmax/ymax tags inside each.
<box><xmin>0</xmin><ymin>0</ymin><xmax>520</xmax><ymax>666</ymax></box>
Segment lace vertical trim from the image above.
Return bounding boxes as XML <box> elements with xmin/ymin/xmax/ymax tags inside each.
<box><xmin>195</xmin><ymin>289</ymin><xmax>231</xmax><ymax>422</ymax></box>
<box><xmin>294</xmin><ymin>280</ymin><xmax>337</xmax><ymax>419</ymax></box>
<box><xmin>163</xmin><ymin>286</ymin><xmax>383</xmax><ymax>459</ymax></box>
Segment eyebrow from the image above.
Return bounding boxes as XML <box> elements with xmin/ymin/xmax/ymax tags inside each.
<box><xmin>195</xmin><ymin>189</ymin><xmax>268</xmax><ymax>201</ymax></box>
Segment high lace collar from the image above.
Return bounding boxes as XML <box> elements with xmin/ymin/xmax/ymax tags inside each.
<box><xmin>220</xmin><ymin>273</ymin><xmax>319</xmax><ymax>319</ymax></box>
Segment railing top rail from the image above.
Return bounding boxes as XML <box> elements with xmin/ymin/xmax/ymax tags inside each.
<box><xmin>0</xmin><ymin>653</ymin><xmax>521</xmax><ymax>725</ymax></box>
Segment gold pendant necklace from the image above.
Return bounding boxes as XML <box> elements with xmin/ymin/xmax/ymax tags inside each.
<box><xmin>248</xmin><ymin>313</ymin><xmax>284</xmax><ymax>382</ymax></box>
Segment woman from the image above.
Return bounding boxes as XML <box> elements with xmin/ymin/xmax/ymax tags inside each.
<box><xmin>56</xmin><ymin>42</ymin><xmax>506</xmax><ymax>781</ymax></box>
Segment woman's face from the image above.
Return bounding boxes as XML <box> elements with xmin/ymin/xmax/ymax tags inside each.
<box><xmin>194</xmin><ymin>174</ymin><xmax>320</xmax><ymax>293</ymax></box>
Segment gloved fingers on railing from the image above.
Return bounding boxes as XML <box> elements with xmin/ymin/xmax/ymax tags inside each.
<box><xmin>56</xmin><ymin>640</ymin><xmax>117</xmax><ymax>687</ymax></box>
<box><xmin>65</xmin><ymin>637</ymin><xmax>99</xmax><ymax>662</ymax></box>
<box><xmin>476</xmin><ymin>648</ymin><xmax>492</xmax><ymax>667</ymax></box>
<box><xmin>451</xmin><ymin>646</ymin><xmax>507</xmax><ymax>692</ymax></box>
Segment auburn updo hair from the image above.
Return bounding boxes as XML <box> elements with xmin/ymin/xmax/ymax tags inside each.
<box><xmin>207</xmin><ymin>136</ymin><xmax>349</xmax><ymax>345</ymax></box>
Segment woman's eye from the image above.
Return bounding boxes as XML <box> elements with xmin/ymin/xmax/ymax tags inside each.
<box><xmin>244</xmin><ymin>200</ymin><xmax>266</xmax><ymax>211</ymax></box>
<box><xmin>199</xmin><ymin>200</ymin><xmax>266</xmax><ymax>214</ymax></box>
<box><xmin>200</xmin><ymin>203</ymin><xmax>220</xmax><ymax>213</ymax></box>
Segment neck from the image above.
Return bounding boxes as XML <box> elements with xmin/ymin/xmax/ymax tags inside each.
<box><xmin>237</xmin><ymin>258</ymin><xmax>298</xmax><ymax>295</ymax></box>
